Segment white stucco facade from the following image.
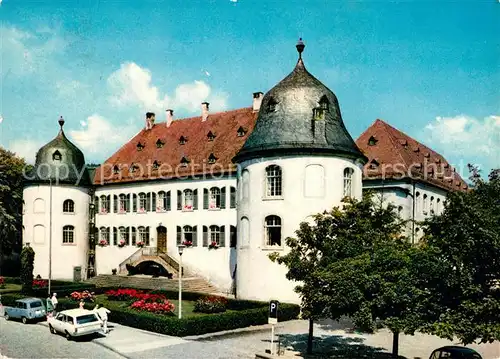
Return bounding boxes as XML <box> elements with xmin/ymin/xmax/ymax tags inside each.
<box><xmin>93</xmin><ymin>177</ymin><xmax>238</xmax><ymax>292</ymax></box>
<box><xmin>22</xmin><ymin>184</ymin><xmax>90</xmax><ymax>281</ymax></box>
<box><xmin>235</xmin><ymin>155</ymin><xmax>363</xmax><ymax>304</ymax></box>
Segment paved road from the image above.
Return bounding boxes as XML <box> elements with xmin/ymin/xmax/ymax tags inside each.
<box><xmin>0</xmin><ymin>319</ymin><xmax>124</xmax><ymax>359</ymax></box>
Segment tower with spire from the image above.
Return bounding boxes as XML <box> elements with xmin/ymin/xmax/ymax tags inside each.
<box><xmin>23</xmin><ymin>117</ymin><xmax>92</xmax><ymax>281</ymax></box>
<box><xmin>233</xmin><ymin>39</ymin><xmax>366</xmax><ymax>303</ymax></box>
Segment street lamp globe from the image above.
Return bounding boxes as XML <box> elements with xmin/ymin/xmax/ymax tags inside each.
<box><xmin>178</xmin><ymin>244</ymin><xmax>185</xmax><ymax>255</ymax></box>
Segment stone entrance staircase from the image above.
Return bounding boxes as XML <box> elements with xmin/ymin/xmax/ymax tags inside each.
<box><xmin>85</xmin><ymin>274</ymin><xmax>220</xmax><ymax>294</ymax></box>
<box><xmin>118</xmin><ymin>247</ymin><xmax>185</xmax><ymax>277</ymax></box>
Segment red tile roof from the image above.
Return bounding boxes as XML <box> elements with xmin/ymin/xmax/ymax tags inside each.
<box><xmin>355</xmin><ymin>119</ymin><xmax>468</xmax><ymax>192</ymax></box>
<box><xmin>93</xmin><ymin>108</ymin><xmax>258</xmax><ymax>185</ymax></box>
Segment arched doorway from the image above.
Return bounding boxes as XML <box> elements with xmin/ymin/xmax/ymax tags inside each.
<box><xmin>156</xmin><ymin>226</ymin><xmax>167</xmax><ymax>254</ymax></box>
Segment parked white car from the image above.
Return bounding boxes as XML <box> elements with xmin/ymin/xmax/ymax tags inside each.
<box><xmin>47</xmin><ymin>309</ymin><xmax>103</xmax><ymax>340</ymax></box>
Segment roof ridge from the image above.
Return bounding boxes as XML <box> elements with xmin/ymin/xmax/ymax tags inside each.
<box><xmin>172</xmin><ymin>107</ymin><xmax>252</xmax><ymax>123</ymax></box>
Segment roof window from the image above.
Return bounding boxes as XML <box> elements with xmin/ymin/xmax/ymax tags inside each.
<box><xmin>207</xmin><ymin>131</ymin><xmax>216</xmax><ymax>141</ymax></box>
<box><xmin>318</xmin><ymin>95</ymin><xmax>329</xmax><ymax>111</ymax></box>
<box><xmin>179</xmin><ymin>136</ymin><xmax>187</xmax><ymax>145</ymax></box>
<box><xmin>208</xmin><ymin>153</ymin><xmax>217</xmax><ymax>164</ymax></box>
<box><xmin>113</xmin><ymin>165</ymin><xmax>119</xmax><ymax>174</ymax></box>
<box><xmin>152</xmin><ymin>161</ymin><xmax>160</xmax><ymax>170</ymax></box>
<box><xmin>137</xmin><ymin>142</ymin><xmax>145</xmax><ymax>151</ymax></box>
<box><xmin>180</xmin><ymin>156</ymin><xmax>190</xmax><ymax>167</ymax></box>
<box><xmin>368</xmin><ymin>136</ymin><xmax>378</xmax><ymax>146</ymax></box>
<box><xmin>52</xmin><ymin>150</ymin><xmax>62</xmax><ymax>161</ymax></box>
<box><xmin>156</xmin><ymin>139</ymin><xmax>165</xmax><ymax>148</ymax></box>
<box><xmin>237</xmin><ymin>126</ymin><xmax>247</xmax><ymax>137</ymax></box>
<box><xmin>266</xmin><ymin>97</ymin><xmax>277</xmax><ymax>113</ymax></box>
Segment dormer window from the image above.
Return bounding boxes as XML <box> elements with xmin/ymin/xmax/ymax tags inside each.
<box><xmin>368</xmin><ymin>159</ymin><xmax>379</xmax><ymax>169</ymax></box>
<box><xmin>207</xmin><ymin>131</ymin><xmax>216</xmax><ymax>141</ymax></box>
<box><xmin>400</xmin><ymin>139</ymin><xmax>408</xmax><ymax>147</ymax></box>
<box><xmin>179</xmin><ymin>136</ymin><xmax>187</xmax><ymax>145</ymax></box>
<box><xmin>424</xmin><ymin>152</ymin><xmax>430</xmax><ymax>158</ymax></box>
<box><xmin>130</xmin><ymin>164</ymin><xmax>138</xmax><ymax>173</ymax></box>
<box><xmin>180</xmin><ymin>156</ymin><xmax>190</xmax><ymax>167</ymax></box>
<box><xmin>156</xmin><ymin>139</ymin><xmax>165</xmax><ymax>148</ymax></box>
<box><xmin>113</xmin><ymin>165</ymin><xmax>119</xmax><ymax>174</ymax></box>
<box><xmin>368</xmin><ymin>136</ymin><xmax>378</xmax><ymax>146</ymax></box>
<box><xmin>137</xmin><ymin>142</ymin><xmax>145</xmax><ymax>151</ymax></box>
<box><xmin>208</xmin><ymin>153</ymin><xmax>217</xmax><ymax>164</ymax></box>
<box><xmin>413</xmin><ymin>146</ymin><xmax>420</xmax><ymax>153</ymax></box>
<box><xmin>237</xmin><ymin>126</ymin><xmax>247</xmax><ymax>137</ymax></box>
<box><xmin>52</xmin><ymin>150</ymin><xmax>62</xmax><ymax>161</ymax></box>
<box><xmin>266</xmin><ymin>97</ymin><xmax>277</xmax><ymax>113</ymax></box>
<box><xmin>313</xmin><ymin>108</ymin><xmax>325</xmax><ymax>120</ymax></box>
<box><xmin>319</xmin><ymin>95</ymin><xmax>329</xmax><ymax>111</ymax></box>
<box><xmin>152</xmin><ymin>161</ymin><xmax>160</xmax><ymax>170</ymax></box>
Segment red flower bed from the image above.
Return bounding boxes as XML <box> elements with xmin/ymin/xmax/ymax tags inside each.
<box><xmin>194</xmin><ymin>295</ymin><xmax>228</xmax><ymax>313</ymax></box>
<box><xmin>105</xmin><ymin>288</ymin><xmax>166</xmax><ymax>302</ymax></box>
<box><xmin>130</xmin><ymin>299</ymin><xmax>175</xmax><ymax>315</ymax></box>
<box><xmin>33</xmin><ymin>279</ymin><xmax>48</xmax><ymax>288</ymax></box>
<box><xmin>70</xmin><ymin>290</ymin><xmax>96</xmax><ymax>302</ymax></box>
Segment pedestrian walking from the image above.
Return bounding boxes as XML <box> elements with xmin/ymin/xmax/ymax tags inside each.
<box><xmin>79</xmin><ymin>299</ymin><xmax>85</xmax><ymax>309</ymax></box>
<box><xmin>93</xmin><ymin>304</ymin><xmax>111</xmax><ymax>334</ymax></box>
<box><xmin>51</xmin><ymin>293</ymin><xmax>58</xmax><ymax>311</ymax></box>
<box><xmin>46</xmin><ymin>296</ymin><xmax>54</xmax><ymax>317</ymax></box>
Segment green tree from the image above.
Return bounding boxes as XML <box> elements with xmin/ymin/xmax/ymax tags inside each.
<box><xmin>270</xmin><ymin>193</ymin><xmax>430</xmax><ymax>357</ymax></box>
<box><xmin>421</xmin><ymin>167</ymin><xmax>500</xmax><ymax>344</ymax></box>
<box><xmin>0</xmin><ymin>147</ymin><xmax>30</xmax><ymax>256</ymax></box>
<box><xmin>20</xmin><ymin>244</ymin><xmax>35</xmax><ymax>293</ymax></box>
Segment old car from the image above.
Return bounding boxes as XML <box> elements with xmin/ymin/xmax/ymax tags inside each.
<box><xmin>4</xmin><ymin>298</ymin><xmax>46</xmax><ymax>324</ymax></box>
<box><xmin>47</xmin><ymin>308</ymin><xmax>103</xmax><ymax>340</ymax></box>
<box><xmin>429</xmin><ymin>346</ymin><xmax>483</xmax><ymax>359</ymax></box>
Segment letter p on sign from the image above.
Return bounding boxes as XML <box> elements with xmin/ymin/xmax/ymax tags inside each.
<box><xmin>268</xmin><ymin>300</ymin><xmax>279</xmax><ymax>324</ymax></box>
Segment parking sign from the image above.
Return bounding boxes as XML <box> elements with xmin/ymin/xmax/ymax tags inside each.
<box><xmin>268</xmin><ymin>300</ymin><xmax>279</xmax><ymax>324</ymax></box>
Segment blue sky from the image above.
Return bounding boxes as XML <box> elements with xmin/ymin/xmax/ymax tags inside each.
<box><xmin>1</xmin><ymin>0</ymin><xmax>498</xmax><ymax>176</ymax></box>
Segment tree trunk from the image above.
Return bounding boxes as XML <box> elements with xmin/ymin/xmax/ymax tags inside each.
<box><xmin>392</xmin><ymin>331</ymin><xmax>399</xmax><ymax>358</ymax></box>
<box><xmin>307</xmin><ymin>318</ymin><xmax>314</xmax><ymax>354</ymax></box>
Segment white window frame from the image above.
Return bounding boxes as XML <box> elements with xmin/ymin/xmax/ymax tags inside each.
<box><xmin>343</xmin><ymin>168</ymin><xmax>354</xmax><ymax>198</ymax></box>
<box><xmin>100</xmin><ymin>227</ymin><xmax>109</xmax><ymax>243</ymax></box>
<box><xmin>100</xmin><ymin>195</ymin><xmax>109</xmax><ymax>214</ymax></box>
<box><xmin>265</xmin><ymin>165</ymin><xmax>282</xmax><ymax>198</ymax></box>
<box><xmin>209</xmin><ymin>187</ymin><xmax>221</xmax><ymax>209</ymax></box>
<box><xmin>138</xmin><ymin>193</ymin><xmax>147</xmax><ymax>213</ymax></box>
<box><xmin>119</xmin><ymin>194</ymin><xmax>127</xmax><ymax>213</ymax></box>
<box><xmin>138</xmin><ymin>227</ymin><xmax>147</xmax><ymax>245</ymax></box>
<box><xmin>157</xmin><ymin>191</ymin><xmax>166</xmax><ymax>211</ymax></box>
<box><xmin>63</xmin><ymin>199</ymin><xmax>74</xmax><ymax>214</ymax></box>
<box><xmin>264</xmin><ymin>215</ymin><xmax>282</xmax><ymax>247</ymax></box>
<box><xmin>183</xmin><ymin>189</ymin><xmax>194</xmax><ymax>211</ymax></box>
<box><xmin>63</xmin><ymin>225</ymin><xmax>75</xmax><ymax>244</ymax></box>
<box><xmin>183</xmin><ymin>225</ymin><xmax>194</xmax><ymax>243</ymax></box>
<box><xmin>209</xmin><ymin>225</ymin><xmax>220</xmax><ymax>245</ymax></box>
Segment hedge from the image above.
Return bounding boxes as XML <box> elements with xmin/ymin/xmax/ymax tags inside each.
<box><xmin>0</xmin><ymin>292</ymin><xmax>300</xmax><ymax>337</ymax></box>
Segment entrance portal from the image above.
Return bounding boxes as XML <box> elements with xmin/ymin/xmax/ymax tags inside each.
<box><xmin>157</xmin><ymin>226</ymin><xmax>167</xmax><ymax>254</ymax></box>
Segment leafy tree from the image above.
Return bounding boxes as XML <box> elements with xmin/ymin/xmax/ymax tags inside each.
<box><xmin>20</xmin><ymin>244</ymin><xmax>35</xmax><ymax>293</ymax></box>
<box><xmin>0</xmin><ymin>147</ymin><xmax>30</xmax><ymax>256</ymax></box>
<box><xmin>421</xmin><ymin>167</ymin><xmax>500</xmax><ymax>344</ymax></box>
<box><xmin>270</xmin><ymin>193</ymin><xmax>430</xmax><ymax>357</ymax></box>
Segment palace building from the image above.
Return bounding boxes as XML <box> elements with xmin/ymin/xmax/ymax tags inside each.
<box><xmin>22</xmin><ymin>40</ymin><xmax>467</xmax><ymax>304</ymax></box>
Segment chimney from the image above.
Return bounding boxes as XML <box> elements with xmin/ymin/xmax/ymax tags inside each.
<box><xmin>166</xmin><ymin>109</ymin><xmax>174</xmax><ymax>128</ymax></box>
<box><xmin>201</xmin><ymin>102</ymin><xmax>209</xmax><ymax>122</ymax></box>
<box><xmin>145</xmin><ymin>112</ymin><xmax>155</xmax><ymax>130</ymax></box>
<box><xmin>252</xmin><ymin>92</ymin><xmax>264</xmax><ymax>112</ymax></box>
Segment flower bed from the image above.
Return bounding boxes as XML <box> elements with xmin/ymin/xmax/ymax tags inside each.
<box><xmin>33</xmin><ymin>279</ymin><xmax>48</xmax><ymax>288</ymax></box>
<box><xmin>130</xmin><ymin>299</ymin><xmax>175</xmax><ymax>315</ymax></box>
<box><xmin>69</xmin><ymin>290</ymin><xmax>96</xmax><ymax>302</ymax></box>
<box><xmin>194</xmin><ymin>296</ymin><xmax>228</xmax><ymax>314</ymax></box>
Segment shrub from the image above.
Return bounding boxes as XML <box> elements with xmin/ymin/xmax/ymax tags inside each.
<box><xmin>0</xmin><ymin>276</ymin><xmax>5</xmax><ymax>288</ymax></box>
<box><xmin>194</xmin><ymin>296</ymin><xmax>228</xmax><ymax>314</ymax></box>
<box><xmin>20</xmin><ymin>245</ymin><xmax>35</xmax><ymax>294</ymax></box>
<box><xmin>69</xmin><ymin>290</ymin><xmax>96</xmax><ymax>302</ymax></box>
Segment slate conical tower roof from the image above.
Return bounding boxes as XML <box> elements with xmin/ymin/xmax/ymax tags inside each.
<box><xmin>234</xmin><ymin>39</ymin><xmax>365</xmax><ymax>163</ymax></box>
<box><xmin>25</xmin><ymin>117</ymin><xmax>91</xmax><ymax>186</ymax></box>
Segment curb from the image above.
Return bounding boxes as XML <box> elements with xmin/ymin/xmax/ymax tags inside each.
<box><xmin>183</xmin><ymin>323</ymin><xmax>286</xmax><ymax>341</ymax></box>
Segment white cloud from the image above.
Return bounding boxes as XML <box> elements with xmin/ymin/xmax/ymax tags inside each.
<box><xmin>0</xmin><ymin>25</ymin><xmax>64</xmax><ymax>77</ymax></box>
<box><xmin>424</xmin><ymin>114</ymin><xmax>500</xmax><ymax>167</ymax></box>
<box><xmin>107</xmin><ymin>62</ymin><xmax>228</xmax><ymax>113</ymax></box>
<box><xmin>69</xmin><ymin>114</ymin><xmax>137</xmax><ymax>155</ymax></box>
<box><xmin>56</xmin><ymin>80</ymin><xmax>87</xmax><ymax>98</ymax></box>
<box><xmin>8</xmin><ymin>139</ymin><xmax>44</xmax><ymax>164</ymax></box>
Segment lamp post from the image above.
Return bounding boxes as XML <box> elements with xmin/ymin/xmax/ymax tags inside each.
<box><xmin>48</xmin><ymin>178</ymin><xmax>52</xmax><ymax>297</ymax></box>
<box><xmin>177</xmin><ymin>244</ymin><xmax>185</xmax><ymax>319</ymax></box>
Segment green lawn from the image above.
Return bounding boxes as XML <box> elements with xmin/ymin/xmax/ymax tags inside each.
<box><xmin>0</xmin><ymin>283</ymin><xmax>21</xmax><ymax>293</ymax></box>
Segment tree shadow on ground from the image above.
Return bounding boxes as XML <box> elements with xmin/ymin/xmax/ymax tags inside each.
<box><xmin>277</xmin><ymin>333</ymin><xmax>408</xmax><ymax>359</ymax></box>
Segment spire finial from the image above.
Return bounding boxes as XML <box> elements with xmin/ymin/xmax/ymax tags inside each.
<box><xmin>58</xmin><ymin>116</ymin><xmax>65</xmax><ymax>129</ymax></box>
<box><xmin>296</xmin><ymin>38</ymin><xmax>305</xmax><ymax>58</ymax></box>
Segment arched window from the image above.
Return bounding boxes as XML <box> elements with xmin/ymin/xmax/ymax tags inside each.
<box><xmin>230</xmin><ymin>186</ymin><xmax>236</xmax><ymax>208</ymax></box>
<box><xmin>33</xmin><ymin>198</ymin><xmax>45</xmax><ymax>214</ymax></box>
<box><xmin>230</xmin><ymin>225</ymin><xmax>237</xmax><ymax>248</ymax></box>
<box><xmin>242</xmin><ymin>170</ymin><xmax>250</xmax><ymax>200</ymax></box>
<box><xmin>397</xmin><ymin>206</ymin><xmax>403</xmax><ymax>217</ymax></box>
<box><xmin>138</xmin><ymin>193</ymin><xmax>147</xmax><ymax>212</ymax></box>
<box><xmin>265</xmin><ymin>215</ymin><xmax>282</xmax><ymax>246</ymax></box>
<box><xmin>157</xmin><ymin>191</ymin><xmax>166</xmax><ymax>211</ymax></box>
<box><xmin>343</xmin><ymin>168</ymin><xmax>354</xmax><ymax>198</ymax></box>
<box><xmin>138</xmin><ymin>226</ymin><xmax>150</xmax><ymax>246</ymax></box>
<box><xmin>423</xmin><ymin>194</ymin><xmax>428</xmax><ymax>214</ymax></box>
<box><xmin>319</xmin><ymin>95</ymin><xmax>329</xmax><ymax>111</ymax></box>
<box><xmin>52</xmin><ymin>150</ymin><xmax>62</xmax><ymax>161</ymax></box>
<box><xmin>241</xmin><ymin>217</ymin><xmax>250</xmax><ymax>247</ymax></box>
<box><xmin>415</xmin><ymin>192</ymin><xmax>421</xmax><ymax>213</ymax></box>
<box><xmin>430</xmin><ymin>196</ymin><xmax>435</xmax><ymax>214</ymax></box>
<box><xmin>63</xmin><ymin>225</ymin><xmax>75</xmax><ymax>244</ymax></box>
<box><xmin>63</xmin><ymin>199</ymin><xmax>74</xmax><ymax>213</ymax></box>
<box><xmin>436</xmin><ymin>198</ymin><xmax>441</xmax><ymax>214</ymax></box>
<box><xmin>100</xmin><ymin>227</ymin><xmax>109</xmax><ymax>244</ymax></box>
<box><xmin>33</xmin><ymin>224</ymin><xmax>45</xmax><ymax>244</ymax></box>
<box><xmin>209</xmin><ymin>225</ymin><xmax>220</xmax><ymax>245</ymax></box>
<box><xmin>266</xmin><ymin>97</ymin><xmax>277</xmax><ymax>113</ymax></box>
<box><xmin>119</xmin><ymin>226</ymin><xmax>129</xmax><ymax>245</ymax></box>
<box><xmin>265</xmin><ymin>165</ymin><xmax>282</xmax><ymax>197</ymax></box>
<box><xmin>183</xmin><ymin>189</ymin><xmax>194</xmax><ymax>210</ymax></box>
<box><xmin>304</xmin><ymin>164</ymin><xmax>325</xmax><ymax>198</ymax></box>
<box><xmin>183</xmin><ymin>225</ymin><xmax>194</xmax><ymax>244</ymax></box>
<box><xmin>209</xmin><ymin>187</ymin><xmax>221</xmax><ymax>209</ymax></box>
